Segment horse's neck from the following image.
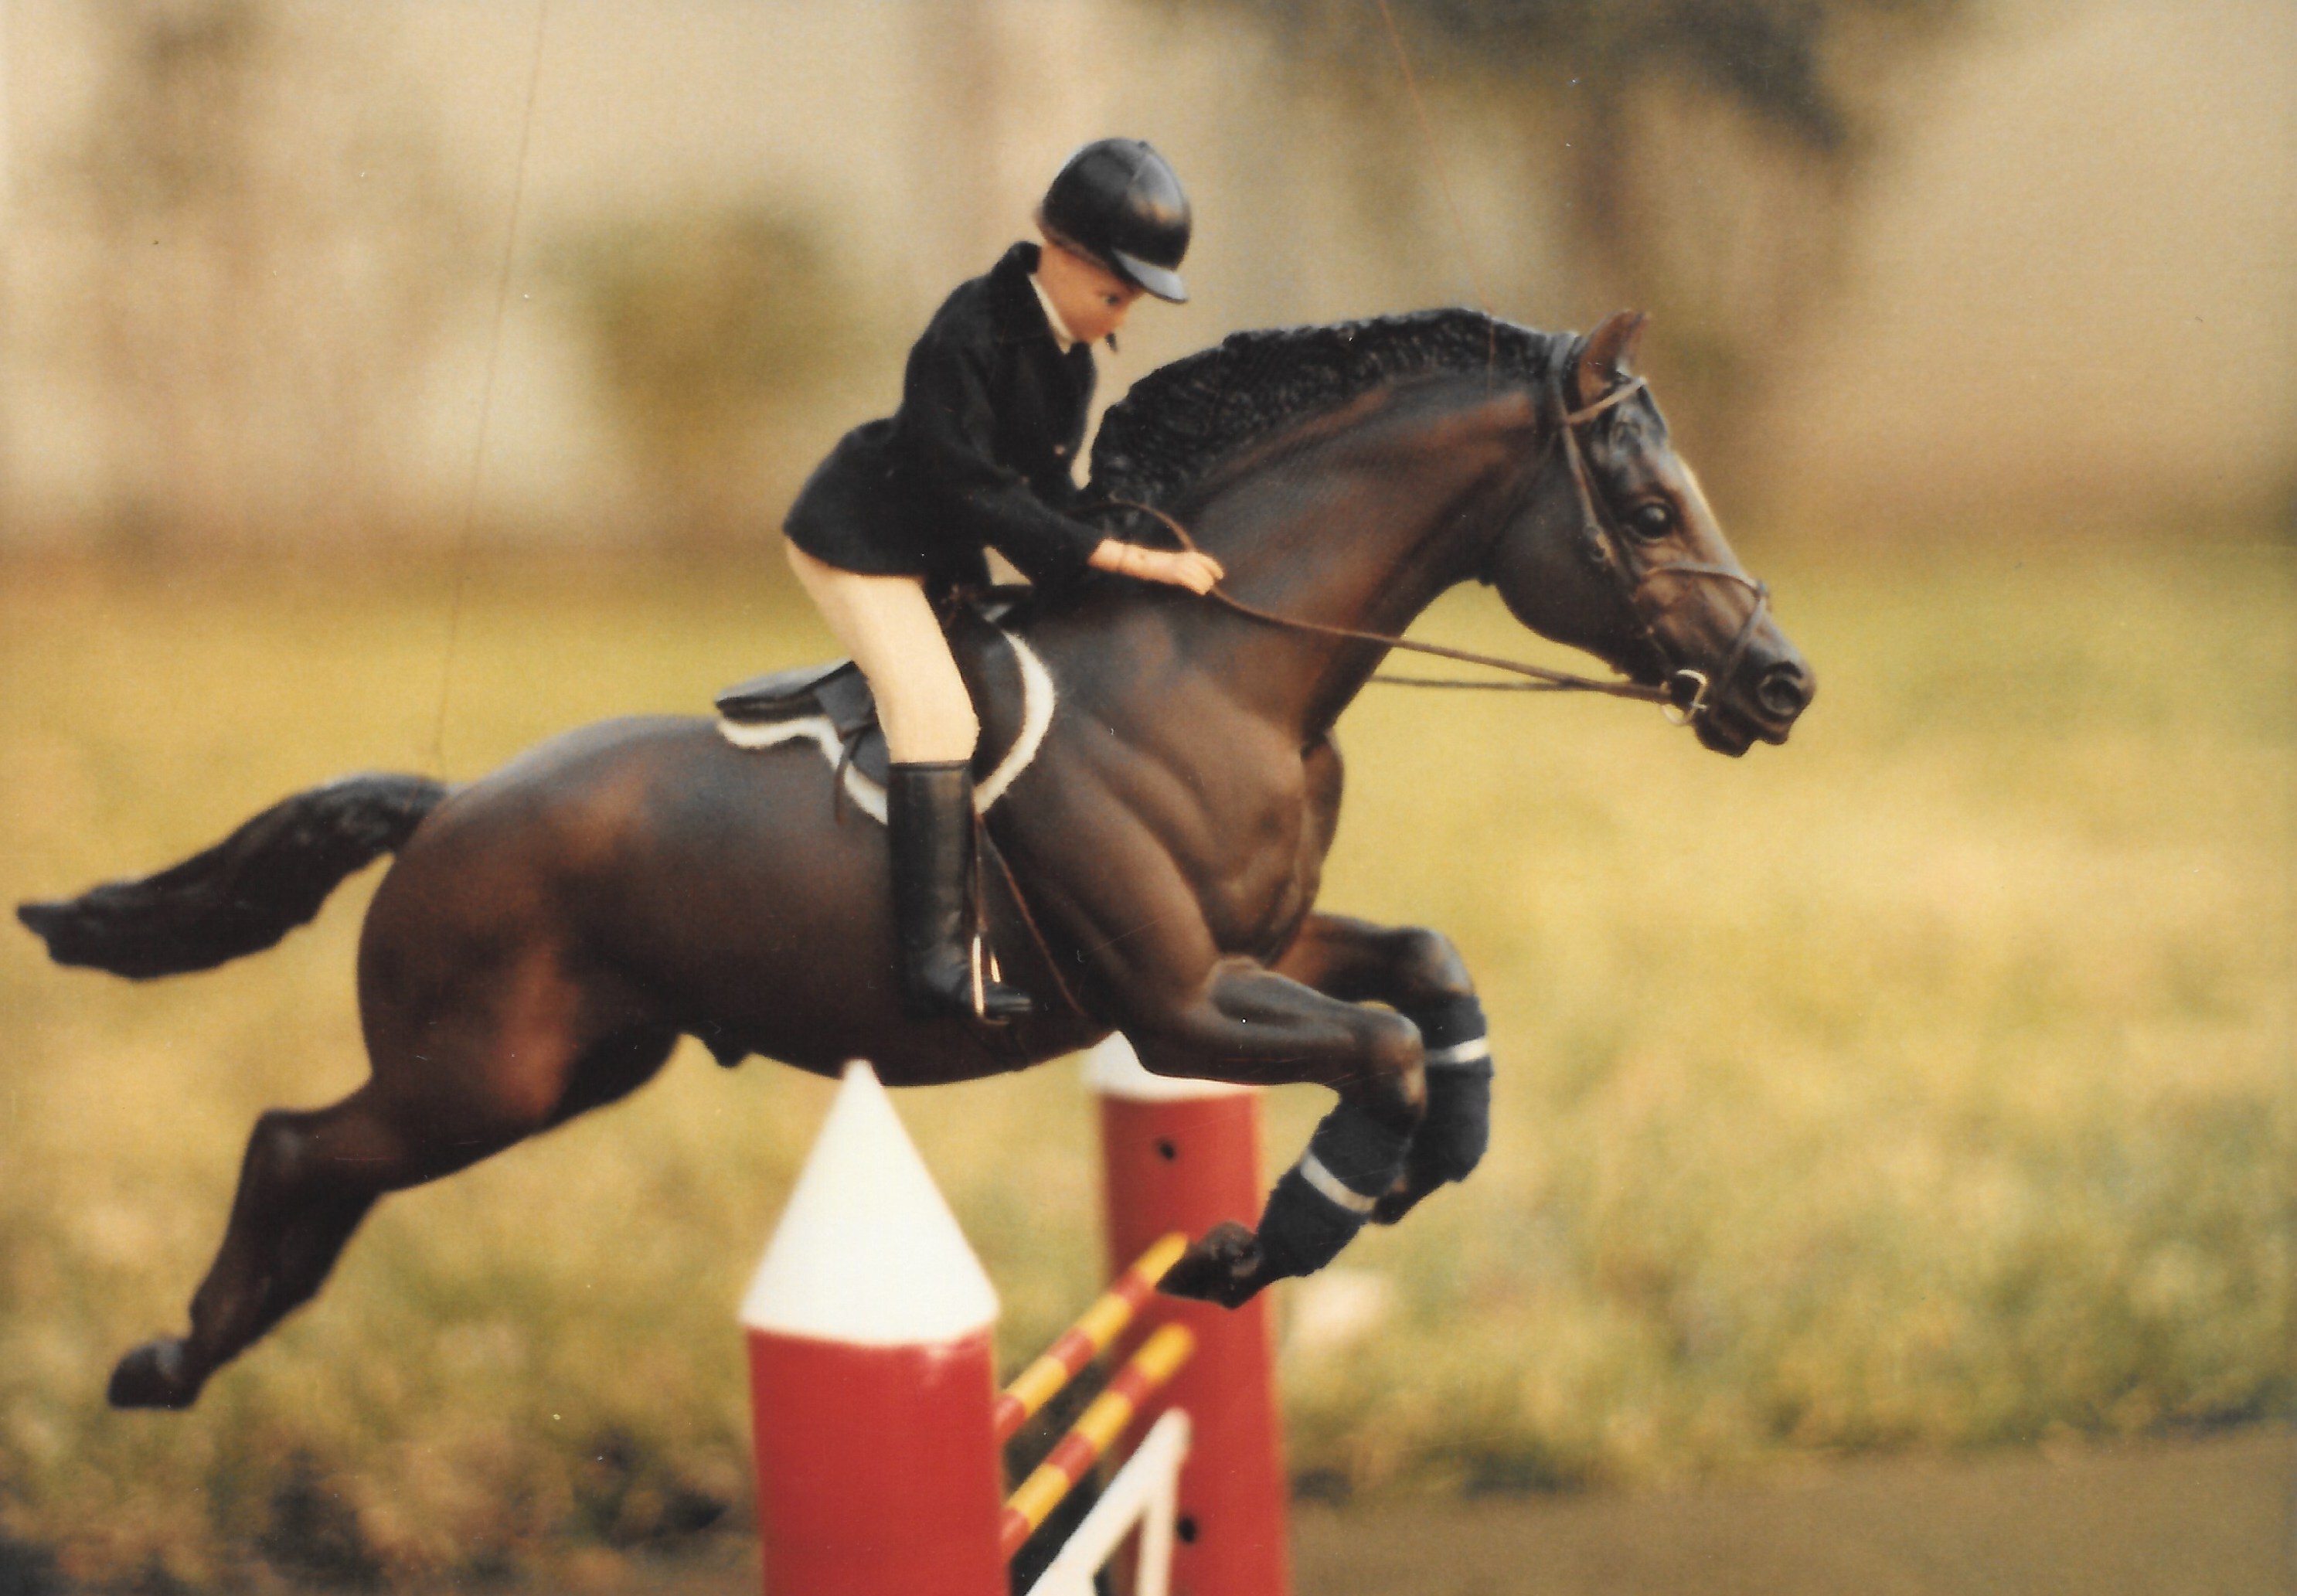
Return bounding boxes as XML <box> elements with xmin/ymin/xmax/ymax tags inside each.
<box><xmin>1183</xmin><ymin>386</ymin><xmax>1535</xmax><ymax>737</ymax></box>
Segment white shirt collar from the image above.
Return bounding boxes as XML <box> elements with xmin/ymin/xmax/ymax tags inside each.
<box><xmin>1028</xmin><ymin>270</ymin><xmax>1086</xmax><ymax>353</ymax></box>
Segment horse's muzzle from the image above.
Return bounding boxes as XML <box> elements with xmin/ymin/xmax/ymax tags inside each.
<box><xmin>1699</xmin><ymin>652</ymin><xmax>1815</xmax><ymax>757</ymax></box>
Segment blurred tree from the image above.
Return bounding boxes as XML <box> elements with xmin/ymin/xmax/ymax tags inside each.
<box><xmin>556</xmin><ymin>206</ymin><xmax>870</xmax><ymax>550</ymax></box>
<box><xmin>1159</xmin><ymin>0</ymin><xmax>1973</xmax><ymax>497</ymax></box>
<box><xmin>50</xmin><ymin>0</ymin><xmax>475</xmax><ymax>547</ymax></box>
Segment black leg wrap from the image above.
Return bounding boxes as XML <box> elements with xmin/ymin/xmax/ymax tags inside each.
<box><xmin>1410</xmin><ymin>1057</ymin><xmax>1492</xmax><ymax>1187</ymax></box>
<box><xmin>1257</xmin><ymin>1101</ymin><xmax>1412</xmax><ymax>1281</ymax></box>
<box><xmin>1404</xmin><ymin>993</ymin><xmax>1491</xmax><ymax>1189</ymax></box>
<box><xmin>1412</xmin><ymin>993</ymin><xmax>1487</xmax><ymax>1055</ymax></box>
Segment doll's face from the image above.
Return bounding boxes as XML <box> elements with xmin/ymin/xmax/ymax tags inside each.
<box><xmin>1036</xmin><ymin>237</ymin><xmax>1145</xmax><ymax>344</ymax></box>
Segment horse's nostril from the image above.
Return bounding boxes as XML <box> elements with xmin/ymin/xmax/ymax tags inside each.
<box><xmin>1757</xmin><ymin>662</ymin><xmax>1811</xmax><ymax>720</ymax></box>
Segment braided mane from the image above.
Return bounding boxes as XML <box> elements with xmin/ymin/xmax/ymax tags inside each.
<box><xmin>1085</xmin><ymin>308</ymin><xmax>1563</xmax><ymax>519</ymax></box>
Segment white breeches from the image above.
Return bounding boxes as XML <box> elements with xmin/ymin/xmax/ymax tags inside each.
<box><xmin>784</xmin><ymin>539</ymin><xmax>980</xmax><ymax>764</ymax></box>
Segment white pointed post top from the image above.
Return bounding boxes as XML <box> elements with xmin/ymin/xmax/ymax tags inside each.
<box><xmin>1083</xmin><ymin>1033</ymin><xmax>1254</xmax><ymax>1103</ymax></box>
<box><xmin>740</xmin><ymin>1060</ymin><xmax>999</xmax><ymax>1345</ymax></box>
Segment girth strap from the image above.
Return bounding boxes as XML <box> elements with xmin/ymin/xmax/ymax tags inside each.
<box><xmin>978</xmin><ymin>818</ymin><xmax>1091</xmax><ymax>1023</ymax></box>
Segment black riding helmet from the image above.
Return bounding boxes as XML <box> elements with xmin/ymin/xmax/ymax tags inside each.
<box><xmin>1036</xmin><ymin>138</ymin><xmax>1192</xmax><ymax>303</ymax></box>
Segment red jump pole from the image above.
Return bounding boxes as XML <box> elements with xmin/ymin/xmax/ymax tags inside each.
<box><xmin>1087</xmin><ymin>1035</ymin><xmax>1292</xmax><ymax>1596</ymax></box>
<box><xmin>740</xmin><ymin>1061</ymin><xmax>1006</xmax><ymax>1596</ymax></box>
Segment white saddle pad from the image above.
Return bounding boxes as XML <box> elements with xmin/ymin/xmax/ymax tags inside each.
<box><xmin>714</xmin><ymin>628</ymin><xmax>1056</xmax><ymax>825</ymax></box>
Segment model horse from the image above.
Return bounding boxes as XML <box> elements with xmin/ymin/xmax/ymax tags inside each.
<box><xmin>21</xmin><ymin>310</ymin><xmax>1812</xmax><ymax>1409</ymax></box>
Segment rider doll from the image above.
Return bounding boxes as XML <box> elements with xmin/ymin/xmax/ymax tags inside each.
<box><xmin>783</xmin><ymin>138</ymin><xmax>1223</xmax><ymax>1022</ymax></box>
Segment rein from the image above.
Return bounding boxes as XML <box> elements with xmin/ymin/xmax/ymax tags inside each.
<box><xmin>1095</xmin><ymin>483</ymin><xmax>1669</xmax><ymax>706</ymax></box>
<box><xmin>1091</xmin><ymin>370</ymin><xmax>1765</xmax><ymax>720</ymax></box>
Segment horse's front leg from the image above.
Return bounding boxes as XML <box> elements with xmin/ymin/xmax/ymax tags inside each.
<box><xmin>1273</xmin><ymin>913</ymin><xmax>1493</xmax><ymax>1227</ymax></box>
<box><xmin>1120</xmin><ymin>958</ymin><xmax>1431</xmax><ymax>1307</ymax></box>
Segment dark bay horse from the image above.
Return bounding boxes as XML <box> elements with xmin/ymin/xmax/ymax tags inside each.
<box><xmin>20</xmin><ymin>309</ymin><xmax>1812</xmax><ymax>1410</ymax></box>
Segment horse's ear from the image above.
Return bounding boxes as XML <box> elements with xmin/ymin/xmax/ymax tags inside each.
<box><xmin>1574</xmin><ymin>311</ymin><xmax>1649</xmax><ymax>408</ymax></box>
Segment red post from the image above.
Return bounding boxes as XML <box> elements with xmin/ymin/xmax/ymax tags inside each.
<box><xmin>1088</xmin><ymin>1036</ymin><xmax>1292</xmax><ymax>1596</ymax></box>
<box><xmin>740</xmin><ymin>1062</ymin><xmax>1006</xmax><ymax>1596</ymax></box>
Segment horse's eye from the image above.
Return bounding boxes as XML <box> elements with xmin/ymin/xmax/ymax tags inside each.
<box><xmin>1626</xmin><ymin>501</ymin><xmax>1675</xmax><ymax>542</ymax></box>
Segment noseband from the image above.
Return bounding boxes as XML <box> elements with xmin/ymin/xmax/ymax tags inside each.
<box><xmin>1546</xmin><ymin>370</ymin><xmax>1771</xmax><ymax>726</ymax></box>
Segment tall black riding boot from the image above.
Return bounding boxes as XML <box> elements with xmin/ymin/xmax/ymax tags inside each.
<box><xmin>887</xmin><ymin>761</ymin><xmax>1035</xmax><ymax>1023</ymax></box>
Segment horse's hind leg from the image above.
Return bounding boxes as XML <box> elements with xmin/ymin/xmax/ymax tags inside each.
<box><xmin>109</xmin><ymin>1086</ymin><xmax>405</xmax><ymax>1409</ymax></box>
<box><xmin>109</xmin><ymin>1000</ymin><xmax>679</xmax><ymax>1411</ymax></box>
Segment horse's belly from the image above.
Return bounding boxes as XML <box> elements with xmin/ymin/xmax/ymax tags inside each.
<box><xmin>581</xmin><ymin>728</ymin><xmax>1097</xmax><ymax>1084</ymax></box>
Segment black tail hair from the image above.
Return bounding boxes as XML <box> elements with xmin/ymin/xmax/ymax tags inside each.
<box><xmin>17</xmin><ymin>773</ymin><xmax>448</xmax><ymax>979</ymax></box>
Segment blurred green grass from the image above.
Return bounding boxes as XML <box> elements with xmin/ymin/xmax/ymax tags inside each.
<box><xmin>1</xmin><ymin>532</ymin><xmax>2288</xmax><ymax>1587</ymax></box>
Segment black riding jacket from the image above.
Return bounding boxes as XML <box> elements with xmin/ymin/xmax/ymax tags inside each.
<box><xmin>784</xmin><ymin>241</ymin><xmax>1103</xmax><ymax>590</ymax></box>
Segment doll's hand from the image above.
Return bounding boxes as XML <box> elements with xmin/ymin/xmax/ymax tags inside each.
<box><xmin>1090</xmin><ymin>539</ymin><xmax>1226</xmax><ymax>594</ymax></box>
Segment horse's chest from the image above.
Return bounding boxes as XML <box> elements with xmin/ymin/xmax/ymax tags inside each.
<box><xmin>1190</xmin><ymin>771</ymin><xmax>1326</xmax><ymax>955</ymax></box>
<box><xmin>1059</xmin><ymin>674</ymin><xmax>1335</xmax><ymax>960</ymax></box>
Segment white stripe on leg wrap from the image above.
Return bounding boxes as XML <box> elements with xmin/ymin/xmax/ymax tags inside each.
<box><xmin>1424</xmin><ymin>1035</ymin><xmax>1490</xmax><ymax>1067</ymax></box>
<box><xmin>1297</xmin><ymin>1152</ymin><xmax>1380</xmax><ymax>1217</ymax></box>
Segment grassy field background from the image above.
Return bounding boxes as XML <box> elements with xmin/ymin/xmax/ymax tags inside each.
<box><xmin>1</xmin><ymin>529</ymin><xmax>2289</xmax><ymax>1589</ymax></box>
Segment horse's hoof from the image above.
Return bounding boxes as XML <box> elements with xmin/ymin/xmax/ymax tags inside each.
<box><xmin>107</xmin><ymin>1339</ymin><xmax>202</xmax><ymax>1411</ymax></box>
<box><xmin>1157</xmin><ymin>1221</ymin><xmax>1271</xmax><ymax>1308</ymax></box>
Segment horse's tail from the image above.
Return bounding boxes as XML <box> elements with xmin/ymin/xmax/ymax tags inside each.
<box><xmin>17</xmin><ymin>772</ymin><xmax>449</xmax><ymax>979</ymax></box>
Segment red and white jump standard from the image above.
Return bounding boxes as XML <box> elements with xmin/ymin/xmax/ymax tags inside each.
<box><xmin>739</xmin><ymin>1060</ymin><xmax>1007</xmax><ymax>1596</ymax></box>
<box><xmin>739</xmin><ymin>1046</ymin><xmax>1293</xmax><ymax>1596</ymax></box>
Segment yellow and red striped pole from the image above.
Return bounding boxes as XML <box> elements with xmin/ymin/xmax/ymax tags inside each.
<box><xmin>998</xmin><ymin>1322</ymin><xmax>1196</xmax><ymax>1558</ymax></box>
<box><xmin>993</xmin><ymin>1232</ymin><xmax>1188</xmax><ymax>1445</ymax></box>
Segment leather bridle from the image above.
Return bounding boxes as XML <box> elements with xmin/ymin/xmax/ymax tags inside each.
<box><xmin>1544</xmin><ymin>369</ymin><xmax>1772</xmax><ymax>727</ymax></box>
